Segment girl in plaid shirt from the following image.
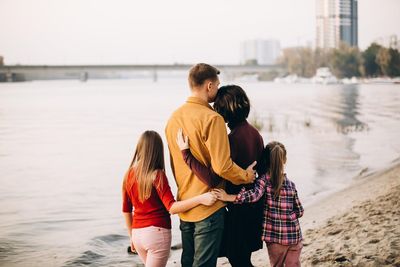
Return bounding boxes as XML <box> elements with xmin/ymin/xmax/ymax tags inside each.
<box><xmin>214</xmin><ymin>141</ymin><xmax>304</xmax><ymax>267</ymax></box>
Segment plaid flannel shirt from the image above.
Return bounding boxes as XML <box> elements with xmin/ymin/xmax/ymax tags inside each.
<box><xmin>234</xmin><ymin>174</ymin><xmax>304</xmax><ymax>245</ymax></box>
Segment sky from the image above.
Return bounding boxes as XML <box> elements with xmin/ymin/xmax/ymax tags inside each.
<box><xmin>0</xmin><ymin>0</ymin><xmax>399</xmax><ymax>65</ymax></box>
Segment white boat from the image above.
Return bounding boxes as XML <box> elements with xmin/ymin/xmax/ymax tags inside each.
<box><xmin>341</xmin><ymin>76</ymin><xmax>359</xmax><ymax>84</ymax></box>
<box><xmin>311</xmin><ymin>68</ymin><xmax>338</xmax><ymax>85</ymax></box>
<box><xmin>274</xmin><ymin>74</ymin><xmax>299</xmax><ymax>84</ymax></box>
<box><xmin>234</xmin><ymin>74</ymin><xmax>259</xmax><ymax>82</ymax></box>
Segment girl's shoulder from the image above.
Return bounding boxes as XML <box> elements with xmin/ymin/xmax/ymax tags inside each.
<box><xmin>123</xmin><ymin>167</ymin><xmax>136</xmax><ymax>189</ymax></box>
<box><xmin>153</xmin><ymin>169</ymin><xmax>168</xmax><ymax>186</ymax></box>
<box><xmin>264</xmin><ymin>174</ymin><xmax>273</xmax><ymax>187</ymax></box>
<box><xmin>154</xmin><ymin>169</ymin><xmax>166</xmax><ymax>178</ymax></box>
<box><xmin>283</xmin><ymin>174</ymin><xmax>297</xmax><ymax>189</ymax></box>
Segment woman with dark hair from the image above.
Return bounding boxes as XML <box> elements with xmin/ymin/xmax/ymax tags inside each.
<box><xmin>176</xmin><ymin>85</ymin><xmax>266</xmax><ymax>267</ymax></box>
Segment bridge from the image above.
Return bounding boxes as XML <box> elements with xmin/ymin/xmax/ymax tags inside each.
<box><xmin>0</xmin><ymin>64</ymin><xmax>284</xmax><ymax>82</ymax></box>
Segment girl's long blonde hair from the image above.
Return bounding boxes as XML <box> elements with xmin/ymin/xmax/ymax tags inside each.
<box><xmin>266</xmin><ymin>141</ymin><xmax>287</xmax><ymax>199</ymax></box>
<box><xmin>128</xmin><ymin>130</ymin><xmax>165</xmax><ymax>203</ymax></box>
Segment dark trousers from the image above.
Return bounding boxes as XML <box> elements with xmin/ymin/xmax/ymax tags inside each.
<box><xmin>228</xmin><ymin>249</ymin><xmax>254</xmax><ymax>267</ymax></box>
<box><xmin>180</xmin><ymin>208</ymin><xmax>225</xmax><ymax>267</ymax></box>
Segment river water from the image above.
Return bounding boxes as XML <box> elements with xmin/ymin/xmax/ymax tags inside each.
<box><xmin>0</xmin><ymin>78</ymin><xmax>399</xmax><ymax>266</ymax></box>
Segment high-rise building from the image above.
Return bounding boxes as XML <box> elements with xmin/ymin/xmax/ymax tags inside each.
<box><xmin>240</xmin><ymin>39</ymin><xmax>281</xmax><ymax>65</ymax></box>
<box><xmin>316</xmin><ymin>0</ymin><xmax>358</xmax><ymax>49</ymax></box>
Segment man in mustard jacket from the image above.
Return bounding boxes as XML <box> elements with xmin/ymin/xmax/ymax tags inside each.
<box><xmin>165</xmin><ymin>63</ymin><xmax>256</xmax><ymax>267</ymax></box>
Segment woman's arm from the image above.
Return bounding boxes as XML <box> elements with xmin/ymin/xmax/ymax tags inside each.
<box><xmin>154</xmin><ymin>170</ymin><xmax>217</xmax><ymax>215</ymax></box>
<box><xmin>177</xmin><ymin>129</ymin><xmax>221</xmax><ymax>188</ymax></box>
<box><xmin>213</xmin><ymin>174</ymin><xmax>267</xmax><ymax>204</ymax></box>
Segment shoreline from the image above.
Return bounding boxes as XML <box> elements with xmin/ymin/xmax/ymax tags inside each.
<box><xmin>301</xmin><ymin>158</ymin><xmax>400</xmax><ymax>232</ymax></box>
<box><xmin>166</xmin><ymin>161</ymin><xmax>400</xmax><ymax>266</ymax></box>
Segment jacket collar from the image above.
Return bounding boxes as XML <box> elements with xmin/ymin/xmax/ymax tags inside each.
<box><xmin>186</xmin><ymin>97</ymin><xmax>213</xmax><ymax>110</ymax></box>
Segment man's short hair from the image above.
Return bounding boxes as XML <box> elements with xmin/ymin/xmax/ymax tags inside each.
<box><xmin>188</xmin><ymin>63</ymin><xmax>220</xmax><ymax>88</ymax></box>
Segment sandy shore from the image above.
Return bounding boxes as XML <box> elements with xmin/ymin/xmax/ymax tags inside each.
<box><xmin>168</xmin><ymin>162</ymin><xmax>400</xmax><ymax>267</ymax></box>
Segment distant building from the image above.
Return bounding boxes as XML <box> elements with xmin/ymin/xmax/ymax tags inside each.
<box><xmin>316</xmin><ymin>0</ymin><xmax>358</xmax><ymax>49</ymax></box>
<box><xmin>240</xmin><ymin>39</ymin><xmax>281</xmax><ymax>65</ymax></box>
<box><xmin>0</xmin><ymin>56</ymin><xmax>4</xmax><ymax>66</ymax></box>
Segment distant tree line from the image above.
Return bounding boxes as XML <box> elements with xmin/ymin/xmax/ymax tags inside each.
<box><xmin>0</xmin><ymin>55</ymin><xmax>4</xmax><ymax>66</ymax></box>
<box><xmin>278</xmin><ymin>43</ymin><xmax>400</xmax><ymax>78</ymax></box>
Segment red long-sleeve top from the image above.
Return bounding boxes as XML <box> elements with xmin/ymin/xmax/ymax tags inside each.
<box><xmin>122</xmin><ymin>168</ymin><xmax>176</xmax><ymax>229</ymax></box>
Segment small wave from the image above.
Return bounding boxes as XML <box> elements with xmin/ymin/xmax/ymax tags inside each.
<box><xmin>93</xmin><ymin>234</ymin><xmax>126</xmax><ymax>243</ymax></box>
<box><xmin>0</xmin><ymin>240</ymin><xmax>15</xmax><ymax>261</ymax></box>
<box><xmin>64</xmin><ymin>250</ymin><xmax>105</xmax><ymax>266</ymax></box>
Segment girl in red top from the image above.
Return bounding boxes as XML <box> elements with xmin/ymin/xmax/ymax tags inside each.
<box><xmin>122</xmin><ymin>130</ymin><xmax>217</xmax><ymax>267</ymax></box>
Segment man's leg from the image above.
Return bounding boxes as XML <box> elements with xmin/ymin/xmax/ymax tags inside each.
<box><xmin>192</xmin><ymin>208</ymin><xmax>225</xmax><ymax>267</ymax></box>
<box><xmin>180</xmin><ymin>220</ymin><xmax>195</xmax><ymax>267</ymax></box>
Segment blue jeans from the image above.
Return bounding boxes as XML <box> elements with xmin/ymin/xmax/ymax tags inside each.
<box><xmin>180</xmin><ymin>208</ymin><xmax>225</xmax><ymax>267</ymax></box>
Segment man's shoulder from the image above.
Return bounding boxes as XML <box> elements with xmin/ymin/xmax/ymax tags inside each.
<box><xmin>168</xmin><ymin>102</ymin><xmax>222</xmax><ymax>121</ymax></box>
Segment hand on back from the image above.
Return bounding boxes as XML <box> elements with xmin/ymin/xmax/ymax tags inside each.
<box><xmin>176</xmin><ymin>128</ymin><xmax>189</xmax><ymax>150</ymax></box>
<box><xmin>245</xmin><ymin>161</ymin><xmax>257</xmax><ymax>183</ymax></box>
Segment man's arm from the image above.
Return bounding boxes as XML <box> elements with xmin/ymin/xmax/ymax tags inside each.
<box><xmin>205</xmin><ymin>115</ymin><xmax>255</xmax><ymax>185</ymax></box>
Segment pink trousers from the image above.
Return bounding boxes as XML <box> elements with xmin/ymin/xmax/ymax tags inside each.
<box><xmin>132</xmin><ymin>226</ymin><xmax>172</xmax><ymax>267</ymax></box>
<box><xmin>266</xmin><ymin>241</ymin><xmax>303</xmax><ymax>267</ymax></box>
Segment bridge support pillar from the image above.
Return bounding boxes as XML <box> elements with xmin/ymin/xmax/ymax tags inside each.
<box><xmin>6</xmin><ymin>72</ymin><xmax>16</xmax><ymax>82</ymax></box>
<box><xmin>152</xmin><ymin>68</ymin><xmax>158</xmax><ymax>82</ymax></box>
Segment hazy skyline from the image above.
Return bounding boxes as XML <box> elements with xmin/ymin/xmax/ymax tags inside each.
<box><xmin>1</xmin><ymin>0</ymin><xmax>399</xmax><ymax>65</ymax></box>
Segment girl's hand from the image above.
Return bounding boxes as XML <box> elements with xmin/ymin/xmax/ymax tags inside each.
<box><xmin>131</xmin><ymin>241</ymin><xmax>136</xmax><ymax>252</ymax></box>
<box><xmin>199</xmin><ymin>192</ymin><xmax>217</xmax><ymax>206</ymax></box>
<box><xmin>212</xmin><ymin>189</ymin><xmax>236</xmax><ymax>202</ymax></box>
<box><xmin>176</xmin><ymin>128</ymin><xmax>189</xmax><ymax>151</ymax></box>
<box><xmin>128</xmin><ymin>239</ymin><xmax>137</xmax><ymax>254</ymax></box>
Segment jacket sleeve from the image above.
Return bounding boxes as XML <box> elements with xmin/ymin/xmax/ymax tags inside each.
<box><xmin>182</xmin><ymin>149</ymin><xmax>222</xmax><ymax>188</ymax></box>
<box><xmin>293</xmin><ymin>184</ymin><xmax>304</xmax><ymax>218</ymax></box>
<box><xmin>234</xmin><ymin>174</ymin><xmax>267</xmax><ymax>204</ymax></box>
<box><xmin>122</xmin><ymin>170</ymin><xmax>133</xmax><ymax>213</ymax></box>
<box><xmin>293</xmin><ymin>187</ymin><xmax>304</xmax><ymax>218</ymax></box>
<box><xmin>154</xmin><ymin>171</ymin><xmax>176</xmax><ymax>211</ymax></box>
<box><xmin>204</xmin><ymin>115</ymin><xmax>251</xmax><ymax>185</ymax></box>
